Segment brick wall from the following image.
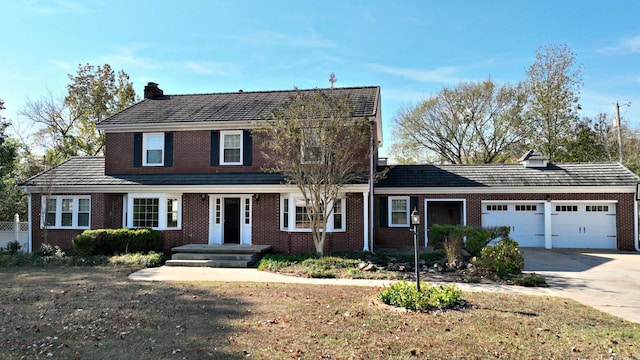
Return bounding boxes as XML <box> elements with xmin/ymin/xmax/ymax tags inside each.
<box><xmin>374</xmin><ymin>192</ymin><xmax>638</xmax><ymax>251</ymax></box>
<box><xmin>251</xmin><ymin>192</ymin><xmax>366</xmax><ymax>254</ymax></box>
<box><xmin>105</xmin><ymin>130</ymin><xmax>372</xmax><ymax>175</ymax></box>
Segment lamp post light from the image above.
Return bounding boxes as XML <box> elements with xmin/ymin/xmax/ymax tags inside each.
<box><xmin>411</xmin><ymin>207</ymin><xmax>421</xmax><ymax>291</ymax></box>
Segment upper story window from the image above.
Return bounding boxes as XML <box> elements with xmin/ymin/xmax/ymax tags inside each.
<box><xmin>42</xmin><ymin>195</ymin><xmax>91</xmax><ymax>229</ymax></box>
<box><xmin>301</xmin><ymin>128</ymin><xmax>322</xmax><ymax>164</ymax></box>
<box><xmin>389</xmin><ymin>196</ymin><xmax>409</xmax><ymax>227</ymax></box>
<box><xmin>221</xmin><ymin>131</ymin><xmax>243</xmax><ymax>165</ymax></box>
<box><xmin>143</xmin><ymin>133</ymin><xmax>164</xmax><ymax>166</ymax></box>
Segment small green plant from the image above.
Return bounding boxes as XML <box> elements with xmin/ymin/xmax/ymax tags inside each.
<box><xmin>476</xmin><ymin>238</ymin><xmax>524</xmax><ymax>277</ymax></box>
<box><xmin>301</xmin><ymin>256</ymin><xmax>359</xmax><ymax>270</ymax></box>
<box><xmin>378</xmin><ymin>281</ymin><xmax>463</xmax><ymax>311</ymax></box>
<box><xmin>307</xmin><ymin>270</ymin><xmax>336</xmax><ymax>278</ymax></box>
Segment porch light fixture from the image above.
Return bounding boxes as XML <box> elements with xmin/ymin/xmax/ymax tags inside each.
<box><xmin>410</xmin><ymin>207</ymin><xmax>421</xmax><ymax>291</ymax></box>
<box><xmin>546</xmin><ymin>194</ymin><xmax>552</xmax><ymax>202</ymax></box>
<box><xmin>201</xmin><ymin>194</ymin><xmax>208</xmax><ymax>201</ymax></box>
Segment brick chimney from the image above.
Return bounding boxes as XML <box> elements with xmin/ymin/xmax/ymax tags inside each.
<box><xmin>144</xmin><ymin>82</ymin><xmax>164</xmax><ymax>99</ymax></box>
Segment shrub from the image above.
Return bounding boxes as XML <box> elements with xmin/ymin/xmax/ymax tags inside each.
<box><xmin>464</xmin><ymin>229</ymin><xmax>493</xmax><ymax>257</ymax></box>
<box><xmin>72</xmin><ymin>228</ymin><xmax>161</xmax><ymax>256</ymax></box>
<box><xmin>476</xmin><ymin>238</ymin><xmax>524</xmax><ymax>277</ymax></box>
<box><xmin>256</xmin><ymin>253</ymin><xmax>317</xmax><ymax>271</ymax></box>
<box><xmin>430</xmin><ymin>224</ymin><xmax>469</xmax><ymax>264</ymax></box>
<box><xmin>378</xmin><ymin>281</ymin><xmax>463</xmax><ymax>311</ymax></box>
<box><xmin>5</xmin><ymin>240</ymin><xmax>21</xmax><ymax>254</ymax></box>
<box><xmin>109</xmin><ymin>252</ymin><xmax>166</xmax><ymax>268</ymax></box>
<box><xmin>513</xmin><ymin>273</ymin><xmax>547</xmax><ymax>287</ymax></box>
<box><xmin>420</xmin><ymin>249</ymin><xmax>446</xmax><ymax>262</ymax></box>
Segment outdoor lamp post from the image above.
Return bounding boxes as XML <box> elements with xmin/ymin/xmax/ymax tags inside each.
<box><xmin>411</xmin><ymin>208</ymin><xmax>421</xmax><ymax>291</ymax></box>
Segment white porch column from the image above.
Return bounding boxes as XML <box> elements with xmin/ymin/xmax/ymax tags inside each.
<box><xmin>362</xmin><ymin>191</ymin><xmax>370</xmax><ymax>252</ymax></box>
<box><xmin>27</xmin><ymin>195</ymin><xmax>32</xmax><ymax>253</ymax></box>
<box><xmin>544</xmin><ymin>200</ymin><xmax>553</xmax><ymax>249</ymax></box>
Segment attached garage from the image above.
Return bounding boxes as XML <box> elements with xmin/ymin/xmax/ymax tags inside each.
<box><xmin>481</xmin><ymin>201</ymin><xmax>545</xmax><ymax>247</ymax></box>
<box><xmin>374</xmin><ymin>150</ymin><xmax>640</xmax><ymax>251</ymax></box>
<box><xmin>551</xmin><ymin>202</ymin><xmax>617</xmax><ymax>249</ymax></box>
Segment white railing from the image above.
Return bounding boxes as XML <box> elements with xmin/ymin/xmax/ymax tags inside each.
<box><xmin>0</xmin><ymin>214</ymin><xmax>29</xmax><ymax>252</ymax></box>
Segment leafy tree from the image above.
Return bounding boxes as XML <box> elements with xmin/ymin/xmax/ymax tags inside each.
<box><xmin>259</xmin><ymin>88</ymin><xmax>372</xmax><ymax>255</ymax></box>
<box><xmin>0</xmin><ymin>99</ymin><xmax>24</xmax><ymax>220</ymax></box>
<box><xmin>20</xmin><ymin>64</ymin><xmax>137</xmax><ymax>166</ymax></box>
<box><xmin>390</xmin><ymin>79</ymin><xmax>527</xmax><ymax>164</ymax></box>
<box><xmin>564</xmin><ymin>118</ymin><xmax>607</xmax><ymax>162</ymax></box>
<box><xmin>524</xmin><ymin>44</ymin><xmax>583</xmax><ymax>161</ymax></box>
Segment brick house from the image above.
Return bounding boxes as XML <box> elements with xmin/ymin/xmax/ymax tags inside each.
<box><xmin>20</xmin><ymin>84</ymin><xmax>382</xmax><ymax>254</ymax></box>
<box><xmin>19</xmin><ymin>84</ymin><xmax>640</xmax><ymax>254</ymax></box>
<box><xmin>374</xmin><ymin>151</ymin><xmax>640</xmax><ymax>251</ymax></box>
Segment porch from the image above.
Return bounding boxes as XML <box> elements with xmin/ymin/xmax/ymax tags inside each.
<box><xmin>166</xmin><ymin>244</ymin><xmax>272</xmax><ymax>268</ymax></box>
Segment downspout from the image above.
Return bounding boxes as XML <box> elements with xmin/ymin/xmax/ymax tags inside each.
<box><xmin>27</xmin><ymin>194</ymin><xmax>32</xmax><ymax>253</ymax></box>
<box><xmin>369</xmin><ymin>121</ymin><xmax>375</xmax><ymax>254</ymax></box>
<box><xmin>635</xmin><ymin>197</ymin><xmax>639</xmax><ymax>251</ymax></box>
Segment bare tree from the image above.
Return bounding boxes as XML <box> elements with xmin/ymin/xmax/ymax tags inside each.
<box><xmin>259</xmin><ymin>88</ymin><xmax>372</xmax><ymax>255</ymax></box>
<box><xmin>391</xmin><ymin>79</ymin><xmax>527</xmax><ymax>164</ymax></box>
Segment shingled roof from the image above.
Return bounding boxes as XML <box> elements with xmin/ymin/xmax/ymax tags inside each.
<box><xmin>97</xmin><ymin>86</ymin><xmax>380</xmax><ymax>128</ymax></box>
<box><xmin>376</xmin><ymin>163</ymin><xmax>640</xmax><ymax>188</ymax></box>
<box><xmin>19</xmin><ymin>157</ymin><xmax>287</xmax><ymax>190</ymax></box>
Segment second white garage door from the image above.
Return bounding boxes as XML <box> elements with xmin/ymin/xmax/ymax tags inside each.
<box><xmin>551</xmin><ymin>203</ymin><xmax>617</xmax><ymax>249</ymax></box>
<box><xmin>481</xmin><ymin>202</ymin><xmax>545</xmax><ymax>247</ymax></box>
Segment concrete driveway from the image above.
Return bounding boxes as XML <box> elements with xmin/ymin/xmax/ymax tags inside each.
<box><xmin>522</xmin><ymin>248</ymin><xmax>640</xmax><ymax>323</ymax></box>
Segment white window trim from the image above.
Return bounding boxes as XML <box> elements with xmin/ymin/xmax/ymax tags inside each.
<box><xmin>143</xmin><ymin>133</ymin><xmax>164</xmax><ymax>166</ymax></box>
<box><xmin>389</xmin><ymin>196</ymin><xmax>410</xmax><ymax>227</ymax></box>
<box><xmin>220</xmin><ymin>130</ymin><xmax>243</xmax><ymax>165</ymax></box>
<box><xmin>280</xmin><ymin>193</ymin><xmax>345</xmax><ymax>232</ymax></box>
<box><xmin>125</xmin><ymin>193</ymin><xmax>182</xmax><ymax>230</ymax></box>
<box><xmin>41</xmin><ymin>195</ymin><xmax>91</xmax><ymax>229</ymax></box>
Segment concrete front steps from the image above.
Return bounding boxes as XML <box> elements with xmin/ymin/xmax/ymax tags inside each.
<box><xmin>166</xmin><ymin>244</ymin><xmax>272</xmax><ymax>268</ymax></box>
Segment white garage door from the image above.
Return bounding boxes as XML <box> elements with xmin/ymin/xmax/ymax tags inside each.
<box><xmin>481</xmin><ymin>203</ymin><xmax>545</xmax><ymax>247</ymax></box>
<box><xmin>551</xmin><ymin>203</ymin><xmax>617</xmax><ymax>249</ymax></box>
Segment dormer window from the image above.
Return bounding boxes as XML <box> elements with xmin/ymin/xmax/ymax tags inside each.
<box><xmin>143</xmin><ymin>133</ymin><xmax>165</xmax><ymax>166</ymax></box>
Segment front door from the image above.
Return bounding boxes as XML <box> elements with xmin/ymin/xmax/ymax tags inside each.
<box><xmin>224</xmin><ymin>198</ymin><xmax>241</xmax><ymax>244</ymax></box>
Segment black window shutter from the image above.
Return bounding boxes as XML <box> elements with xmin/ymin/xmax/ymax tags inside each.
<box><xmin>410</xmin><ymin>197</ymin><xmax>419</xmax><ymax>214</ymax></box>
<box><xmin>133</xmin><ymin>132</ymin><xmax>142</xmax><ymax>167</ymax></box>
<box><xmin>210</xmin><ymin>131</ymin><xmax>220</xmax><ymax>166</ymax></box>
<box><xmin>379</xmin><ymin>196</ymin><xmax>388</xmax><ymax>228</ymax></box>
<box><xmin>164</xmin><ymin>132</ymin><xmax>173</xmax><ymax>167</ymax></box>
<box><xmin>243</xmin><ymin>130</ymin><xmax>252</xmax><ymax>166</ymax></box>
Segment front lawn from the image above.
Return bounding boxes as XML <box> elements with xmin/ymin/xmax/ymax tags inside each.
<box><xmin>0</xmin><ymin>266</ymin><xmax>637</xmax><ymax>359</ymax></box>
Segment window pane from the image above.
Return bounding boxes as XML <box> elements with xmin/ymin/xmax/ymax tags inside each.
<box><xmin>133</xmin><ymin>198</ymin><xmax>159</xmax><ymax>228</ymax></box>
<box><xmin>295</xmin><ymin>199</ymin><xmax>309</xmax><ymax>228</ymax></box>
<box><xmin>62</xmin><ymin>213</ymin><xmax>73</xmax><ymax>226</ymax></box>
<box><xmin>146</xmin><ymin>149</ymin><xmax>163</xmax><ymax>164</ymax></box>
<box><xmin>46</xmin><ymin>199</ymin><xmax>57</xmax><ymax>212</ymax></box>
<box><xmin>224</xmin><ymin>148</ymin><xmax>241</xmax><ymax>163</ymax></box>
<box><xmin>45</xmin><ymin>213</ymin><xmax>56</xmax><ymax>227</ymax></box>
<box><xmin>391</xmin><ymin>199</ymin><xmax>407</xmax><ymax>212</ymax></box>
<box><xmin>283</xmin><ymin>198</ymin><xmax>289</xmax><ymax>228</ymax></box>
<box><xmin>78</xmin><ymin>199</ymin><xmax>90</xmax><ymax>212</ymax></box>
<box><xmin>224</xmin><ymin>134</ymin><xmax>240</xmax><ymax>147</ymax></box>
<box><xmin>333</xmin><ymin>200</ymin><xmax>343</xmax><ymax>229</ymax></box>
<box><xmin>392</xmin><ymin>212</ymin><xmax>407</xmax><ymax>225</ymax></box>
<box><xmin>78</xmin><ymin>213</ymin><xmax>89</xmax><ymax>227</ymax></box>
<box><xmin>62</xmin><ymin>199</ymin><xmax>73</xmax><ymax>212</ymax></box>
<box><xmin>146</xmin><ymin>135</ymin><xmax>163</xmax><ymax>148</ymax></box>
<box><xmin>167</xmin><ymin>199</ymin><xmax>178</xmax><ymax>228</ymax></box>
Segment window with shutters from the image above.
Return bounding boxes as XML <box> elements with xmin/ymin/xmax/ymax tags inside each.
<box><xmin>389</xmin><ymin>196</ymin><xmax>409</xmax><ymax>227</ymax></box>
<box><xmin>220</xmin><ymin>131</ymin><xmax>243</xmax><ymax>165</ymax></box>
<box><xmin>143</xmin><ymin>133</ymin><xmax>164</xmax><ymax>166</ymax></box>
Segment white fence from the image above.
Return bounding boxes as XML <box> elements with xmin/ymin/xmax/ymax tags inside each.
<box><xmin>0</xmin><ymin>215</ymin><xmax>29</xmax><ymax>252</ymax></box>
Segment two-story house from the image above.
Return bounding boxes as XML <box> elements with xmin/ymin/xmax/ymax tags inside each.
<box><xmin>20</xmin><ymin>83</ymin><xmax>382</xmax><ymax>254</ymax></box>
<box><xmin>19</xmin><ymin>83</ymin><xmax>640</xmax><ymax>254</ymax></box>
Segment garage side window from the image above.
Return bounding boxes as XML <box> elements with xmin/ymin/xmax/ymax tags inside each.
<box><xmin>486</xmin><ymin>204</ymin><xmax>507</xmax><ymax>211</ymax></box>
<box><xmin>515</xmin><ymin>205</ymin><xmax>537</xmax><ymax>211</ymax></box>
<box><xmin>556</xmin><ymin>205</ymin><xmax>578</xmax><ymax>212</ymax></box>
<box><xmin>586</xmin><ymin>205</ymin><xmax>609</xmax><ymax>212</ymax></box>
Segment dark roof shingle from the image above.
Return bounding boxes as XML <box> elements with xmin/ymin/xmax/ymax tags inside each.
<box><xmin>98</xmin><ymin>86</ymin><xmax>380</xmax><ymax>127</ymax></box>
<box><xmin>377</xmin><ymin>163</ymin><xmax>640</xmax><ymax>188</ymax></box>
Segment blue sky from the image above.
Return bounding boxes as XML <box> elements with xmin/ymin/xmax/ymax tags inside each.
<box><xmin>2</xmin><ymin>0</ymin><xmax>640</xmax><ymax>157</ymax></box>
